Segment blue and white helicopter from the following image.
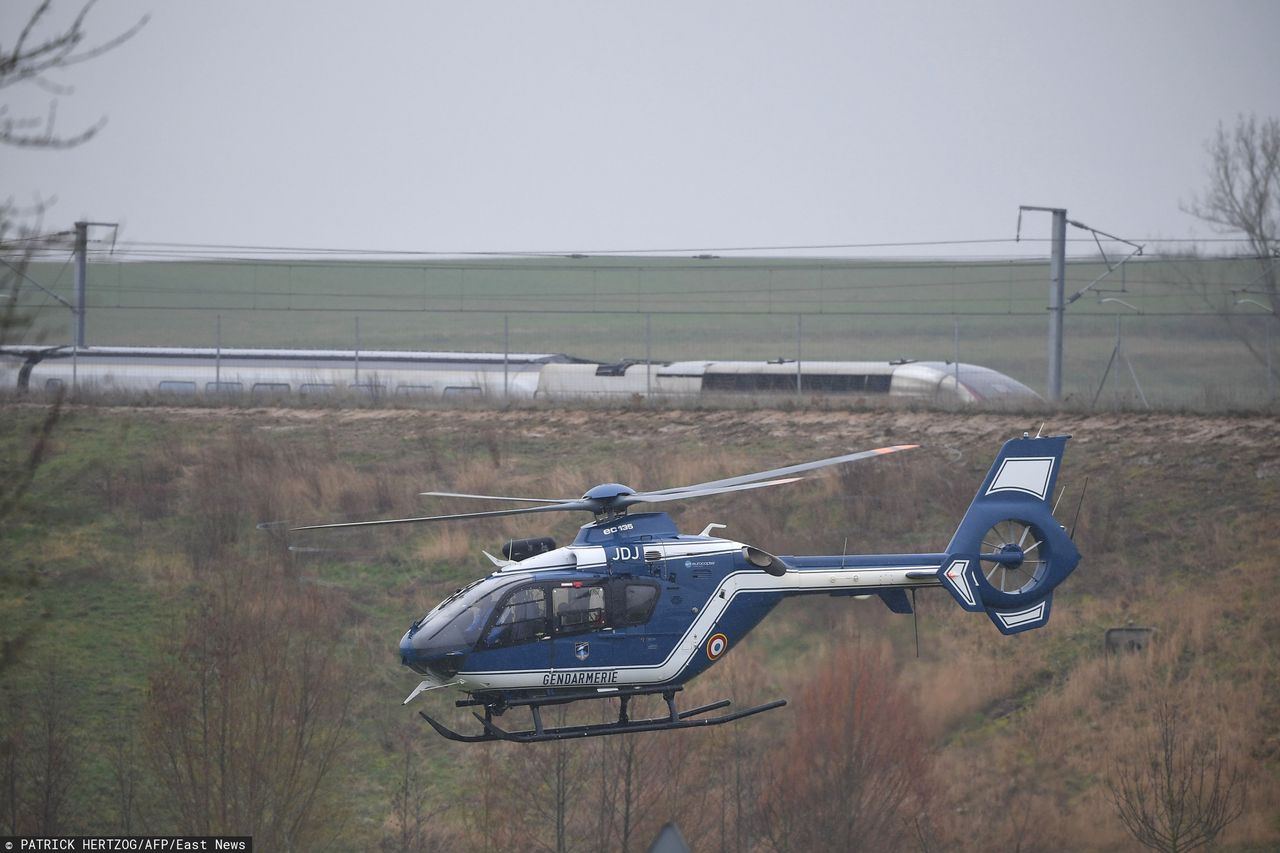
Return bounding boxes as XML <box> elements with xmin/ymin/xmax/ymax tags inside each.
<box><xmin>296</xmin><ymin>433</ymin><xmax>1081</xmax><ymax>743</ymax></box>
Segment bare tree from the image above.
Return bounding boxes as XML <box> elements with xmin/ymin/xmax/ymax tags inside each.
<box><xmin>1107</xmin><ymin>702</ymin><xmax>1246</xmax><ymax>853</ymax></box>
<box><xmin>381</xmin><ymin>726</ymin><xmax>456</xmax><ymax>853</ymax></box>
<box><xmin>0</xmin><ymin>393</ymin><xmax>60</xmax><ymax>524</ymax></box>
<box><xmin>1</xmin><ymin>0</ymin><xmax>149</xmax><ymax>149</ymax></box>
<box><xmin>459</xmin><ymin>742</ymin><xmax>526</xmax><ymax>853</ymax></box>
<box><xmin>107</xmin><ymin>719</ymin><xmax>141</xmax><ymax>834</ymax></box>
<box><xmin>0</xmin><ymin>661</ymin><xmax>80</xmax><ymax>834</ymax></box>
<box><xmin>596</xmin><ymin>731</ymin><xmax>648</xmax><ymax>853</ymax></box>
<box><xmin>513</xmin><ymin>706</ymin><xmax>588</xmax><ymax>853</ymax></box>
<box><xmin>1187</xmin><ymin>118</ymin><xmax>1278</xmax><ymax>306</ymax></box>
<box><xmin>0</xmin><ymin>692</ymin><xmax>27</xmax><ymax>833</ymax></box>
<box><xmin>1</xmin><ymin>1</ymin><xmax>147</xmax><ymax>347</ymax></box>
<box><xmin>2</xmin><ymin>0</ymin><xmax>145</xmax><ymax>535</ymax></box>
<box><xmin>755</xmin><ymin>646</ymin><xmax>933</xmax><ymax>853</ymax></box>
<box><xmin>144</xmin><ymin>560</ymin><xmax>358</xmax><ymax>848</ymax></box>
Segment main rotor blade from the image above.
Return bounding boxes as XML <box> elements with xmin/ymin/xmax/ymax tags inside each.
<box><xmin>620</xmin><ymin>477</ymin><xmax>803</xmax><ymax>505</ymax></box>
<box><xmin>420</xmin><ymin>491</ymin><xmax>571</xmax><ymax>504</ymax></box>
<box><xmin>643</xmin><ymin>444</ymin><xmax>918</xmax><ymax>496</ymax></box>
<box><xmin>291</xmin><ymin>500</ymin><xmax>596</xmax><ymax>531</ymax></box>
<box><xmin>293</xmin><ymin>444</ymin><xmax>919</xmax><ymax>532</ymax></box>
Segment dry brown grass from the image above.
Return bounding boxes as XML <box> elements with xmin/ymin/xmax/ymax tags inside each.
<box><xmin>9</xmin><ymin>403</ymin><xmax>1276</xmax><ymax>846</ymax></box>
<box><xmin>411</xmin><ymin>523</ymin><xmax>480</xmax><ymax>565</ymax></box>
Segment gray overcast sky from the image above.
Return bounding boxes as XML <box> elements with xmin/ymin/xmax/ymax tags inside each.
<box><xmin>4</xmin><ymin>0</ymin><xmax>1278</xmax><ymax>258</ymax></box>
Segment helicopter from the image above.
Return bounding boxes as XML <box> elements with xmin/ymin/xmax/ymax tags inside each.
<box><xmin>293</xmin><ymin>433</ymin><xmax>1081</xmax><ymax>743</ymax></box>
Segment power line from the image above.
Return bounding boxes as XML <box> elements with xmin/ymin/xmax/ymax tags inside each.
<box><xmin>9</xmin><ymin>234</ymin><xmax>1258</xmax><ymax>264</ymax></box>
<box><xmin>16</xmin><ymin>277</ymin><xmax>1262</xmax><ymax>308</ymax></box>
<box><xmin>9</xmin><ymin>301</ymin><xmax>1243</xmax><ymax>319</ymax></box>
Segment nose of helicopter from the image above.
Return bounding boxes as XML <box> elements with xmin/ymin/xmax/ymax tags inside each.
<box><xmin>399</xmin><ymin>629</ymin><xmax>418</xmax><ymax>667</ymax></box>
<box><xmin>399</xmin><ymin>626</ymin><xmax>438</xmax><ymax>673</ymax></box>
<box><xmin>399</xmin><ymin>624</ymin><xmax>468</xmax><ymax>678</ymax></box>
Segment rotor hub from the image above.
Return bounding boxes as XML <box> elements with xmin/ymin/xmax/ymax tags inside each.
<box><xmin>997</xmin><ymin>541</ymin><xmax>1025</xmax><ymax>571</ymax></box>
<box><xmin>580</xmin><ymin>483</ymin><xmax>637</xmax><ymax>502</ymax></box>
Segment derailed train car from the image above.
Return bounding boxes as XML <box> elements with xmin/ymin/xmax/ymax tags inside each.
<box><xmin>0</xmin><ymin>346</ymin><xmax>567</xmax><ymax>401</ymax></box>
<box><xmin>536</xmin><ymin>359</ymin><xmax>1039</xmax><ymax>404</ymax></box>
<box><xmin>0</xmin><ymin>346</ymin><xmax>1041</xmax><ymax>405</ymax></box>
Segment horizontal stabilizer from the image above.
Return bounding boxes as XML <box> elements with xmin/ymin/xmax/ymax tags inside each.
<box><xmin>939</xmin><ymin>556</ymin><xmax>984</xmax><ymax>612</ymax></box>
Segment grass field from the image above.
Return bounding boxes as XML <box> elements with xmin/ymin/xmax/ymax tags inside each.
<box><xmin>12</xmin><ymin>254</ymin><xmax>1277</xmax><ymax>408</ymax></box>
<box><xmin>1</xmin><ymin>401</ymin><xmax>1277</xmax><ymax>849</ymax></box>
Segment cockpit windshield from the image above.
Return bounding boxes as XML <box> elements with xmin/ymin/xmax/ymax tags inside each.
<box><xmin>410</xmin><ymin>575</ymin><xmax>522</xmax><ymax>652</ymax></box>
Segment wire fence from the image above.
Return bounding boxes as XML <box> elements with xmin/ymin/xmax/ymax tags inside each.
<box><xmin>7</xmin><ymin>253</ymin><xmax>1278</xmax><ymax>408</ymax></box>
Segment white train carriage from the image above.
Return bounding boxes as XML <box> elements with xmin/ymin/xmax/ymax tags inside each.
<box><xmin>1</xmin><ymin>346</ymin><xmax>569</xmax><ymax>401</ymax></box>
<box><xmin>535</xmin><ymin>359</ymin><xmax>1040</xmax><ymax>404</ymax></box>
<box><xmin>1</xmin><ymin>347</ymin><xmax>1040</xmax><ymax>405</ymax></box>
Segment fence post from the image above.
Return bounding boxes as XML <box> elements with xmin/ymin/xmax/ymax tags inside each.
<box><xmin>796</xmin><ymin>313</ymin><xmax>803</xmax><ymax>396</ymax></box>
<box><xmin>645</xmin><ymin>313</ymin><xmax>652</xmax><ymax>398</ymax></box>
<box><xmin>953</xmin><ymin>316</ymin><xmax>960</xmax><ymax>389</ymax></box>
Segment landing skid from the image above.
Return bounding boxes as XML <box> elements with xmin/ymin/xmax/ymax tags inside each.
<box><xmin>419</xmin><ymin>685</ymin><xmax>787</xmax><ymax>743</ymax></box>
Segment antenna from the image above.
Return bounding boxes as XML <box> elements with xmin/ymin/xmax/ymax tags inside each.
<box><xmin>1052</xmin><ymin>484</ymin><xmax>1067</xmax><ymax>515</ymax></box>
<box><xmin>1069</xmin><ymin>477</ymin><xmax>1090</xmax><ymax>541</ymax></box>
<box><xmin>911</xmin><ymin>589</ymin><xmax>920</xmax><ymax>659</ymax></box>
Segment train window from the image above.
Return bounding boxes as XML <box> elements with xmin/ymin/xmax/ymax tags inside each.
<box><xmin>702</xmin><ymin>373</ymin><xmax>892</xmax><ymax>394</ymax></box>
<box><xmin>442</xmin><ymin>386</ymin><xmax>482</xmax><ymax>399</ymax></box>
<box><xmin>205</xmin><ymin>381</ymin><xmax>243</xmax><ymax>394</ymax></box>
<box><xmin>552</xmin><ymin>585</ymin><xmax>606</xmax><ymax>634</ymax></box>
<box><xmin>394</xmin><ymin>385</ymin><xmax>435</xmax><ymax>398</ymax></box>
<box><xmin>251</xmin><ymin>382</ymin><xmax>291</xmax><ymax>396</ymax></box>
<box><xmin>158</xmin><ymin>381</ymin><xmax>197</xmax><ymax>395</ymax></box>
<box><xmin>45</xmin><ymin>378</ymin><xmax>65</xmax><ymax>391</ymax></box>
<box><xmin>299</xmin><ymin>383</ymin><xmax>335</xmax><ymax>395</ymax></box>
<box><xmin>483</xmin><ymin>586</ymin><xmax>549</xmax><ymax>648</ymax></box>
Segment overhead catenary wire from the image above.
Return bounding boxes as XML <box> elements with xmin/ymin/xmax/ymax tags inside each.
<box><xmin>4</xmin><ymin>233</ymin><xmax>1260</xmax><ymax>262</ymax></box>
<box><xmin>9</xmin><ymin>234</ymin><xmax>1267</xmax><ymax>337</ymax></box>
<box><xmin>6</xmin><ymin>301</ymin><xmax>1252</xmax><ymax>319</ymax></box>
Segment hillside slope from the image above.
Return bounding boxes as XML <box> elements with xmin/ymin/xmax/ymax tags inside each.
<box><xmin>1</xmin><ymin>403</ymin><xmax>1276</xmax><ymax>850</ymax></box>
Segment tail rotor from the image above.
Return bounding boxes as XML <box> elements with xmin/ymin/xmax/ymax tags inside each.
<box><xmin>938</xmin><ymin>434</ymin><xmax>1082</xmax><ymax>634</ymax></box>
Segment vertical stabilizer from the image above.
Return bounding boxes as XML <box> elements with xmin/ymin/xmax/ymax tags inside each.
<box><xmin>938</xmin><ymin>435</ymin><xmax>1081</xmax><ymax>634</ymax></box>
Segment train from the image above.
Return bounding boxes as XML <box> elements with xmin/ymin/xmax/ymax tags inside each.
<box><xmin>0</xmin><ymin>345</ymin><xmax>1041</xmax><ymax>405</ymax></box>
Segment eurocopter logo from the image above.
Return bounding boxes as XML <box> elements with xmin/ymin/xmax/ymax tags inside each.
<box><xmin>575</xmin><ymin>642</ymin><xmax>590</xmax><ymax>661</ymax></box>
<box><xmin>684</xmin><ymin>559</ymin><xmax>715</xmax><ymax>569</ymax></box>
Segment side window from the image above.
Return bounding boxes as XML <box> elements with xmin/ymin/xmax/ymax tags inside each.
<box><xmin>620</xmin><ymin>583</ymin><xmax>659</xmax><ymax>625</ymax></box>
<box><xmin>551</xmin><ymin>585</ymin><xmax>606</xmax><ymax>634</ymax></box>
<box><xmin>483</xmin><ymin>586</ymin><xmax>548</xmax><ymax>648</ymax></box>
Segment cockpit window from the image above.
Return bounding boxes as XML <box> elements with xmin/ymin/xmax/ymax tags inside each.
<box><xmin>414</xmin><ymin>577</ymin><xmax>519</xmax><ymax>650</ymax></box>
<box><xmin>484</xmin><ymin>586</ymin><xmax>549</xmax><ymax>648</ymax></box>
